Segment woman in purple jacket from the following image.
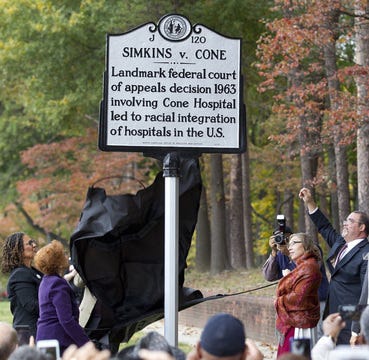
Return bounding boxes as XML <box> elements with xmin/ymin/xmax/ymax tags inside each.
<box><xmin>34</xmin><ymin>240</ymin><xmax>89</xmax><ymax>354</ymax></box>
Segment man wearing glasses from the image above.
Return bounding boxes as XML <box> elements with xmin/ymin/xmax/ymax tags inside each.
<box><xmin>299</xmin><ymin>187</ymin><xmax>369</xmax><ymax>345</ymax></box>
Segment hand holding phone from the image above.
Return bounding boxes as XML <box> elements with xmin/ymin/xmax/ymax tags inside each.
<box><xmin>338</xmin><ymin>304</ymin><xmax>367</xmax><ymax>321</ymax></box>
<box><xmin>15</xmin><ymin>325</ymin><xmax>30</xmax><ymax>346</ymax></box>
<box><xmin>36</xmin><ymin>339</ymin><xmax>60</xmax><ymax>360</ymax></box>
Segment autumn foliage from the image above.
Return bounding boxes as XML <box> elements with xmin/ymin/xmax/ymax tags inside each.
<box><xmin>11</xmin><ymin>128</ymin><xmax>152</xmax><ymax>239</ymax></box>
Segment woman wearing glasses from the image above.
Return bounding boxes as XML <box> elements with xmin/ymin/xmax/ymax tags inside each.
<box><xmin>1</xmin><ymin>232</ymin><xmax>43</xmax><ymax>337</ymax></box>
<box><xmin>275</xmin><ymin>232</ymin><xmax>322</xmax><ymax>357</ymax></box>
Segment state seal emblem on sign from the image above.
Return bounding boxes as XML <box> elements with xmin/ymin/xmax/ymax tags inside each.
<box><xmin>158</xmin><ymin>14</ymin><xmax>191</xmax><ymax>41</ymax></box>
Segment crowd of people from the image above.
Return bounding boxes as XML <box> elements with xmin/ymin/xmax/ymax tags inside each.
<box><xmin>261</xmin><ymin>187</ymin><xmax>369</xmax><ymax>358</ymax></box>
<box><xmin>2</xmin><ymin>185</ymin><xmax>369</xmax><ymax>359</ymax></box>
<box><xmin>0</xmin><ymin>312</ymin><xmax>264</xmax><ymax>360</ymax></box>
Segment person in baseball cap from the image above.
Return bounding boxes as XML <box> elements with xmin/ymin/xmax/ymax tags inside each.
<box><xmin>187</xmin><ymin>313</ymin><xmax>264</xmax><ymax>360</ymax></box>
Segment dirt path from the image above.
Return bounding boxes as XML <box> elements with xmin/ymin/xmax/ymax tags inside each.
<box><xmin>143</xmin><ymin>319</ymin><xmax>277</xmax><ymax>359</ymax></box>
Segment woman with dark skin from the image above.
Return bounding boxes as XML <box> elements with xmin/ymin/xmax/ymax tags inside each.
<box><xmin>1</xmin><ymin>232</ymin><xmax>43</xmax><ymax>337</ymax></box>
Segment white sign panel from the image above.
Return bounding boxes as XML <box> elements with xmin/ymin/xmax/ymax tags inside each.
<box><xmin>99</xmin><ymin>14</ymin><xmax>245</xmax><ymax>153</ymax></box>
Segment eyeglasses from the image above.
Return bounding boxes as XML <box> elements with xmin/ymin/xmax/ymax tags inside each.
<box><xmin>343</xmin><ymin>218</ymin><xmax>362</xmax><ymax>225</ymax></box>
<box><xmin>288</xmin><ymin>240</ymin><xmax>302</xmax><ymax>246</ymax></box>
<box><xmin>26</xmin><ymin>239</ymin><xmax>37</xmax><ymax>246</ymax></box>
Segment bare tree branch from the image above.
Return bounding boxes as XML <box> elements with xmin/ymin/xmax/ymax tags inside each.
<box><xmin>13</xmin><ymin>202</ymin><xmax>68</xmax><ymax>247</ymax></box>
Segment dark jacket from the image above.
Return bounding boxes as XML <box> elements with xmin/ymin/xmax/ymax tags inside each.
<box><xmin>310</xmin><ymin>209</ymin><xmax>369</xmax><ymax>344</ymax></box>
<box><xmin>7</xmin><ymin>266</ymin><xmax>43</xmax><ymax>337</ymax></box>
<box><xmin>36</xmin><ymin>275</ymin><xmax>89</xmax><ymax>354</ymax></box>
<box><xmin>352</xmin><ymin>265</ymin><xmax>369</xmax><ymax>334</ymax></box>
<box><xmin>262</xmin><ymin>252</ymin><xmax>296</xmax><ymax>281</ymax></box>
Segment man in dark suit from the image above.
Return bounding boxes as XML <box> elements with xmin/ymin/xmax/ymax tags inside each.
<box><xmin>299</xmin><ymin>187</ymin><xmax>369</xmax><ymax>344</ymax></box>
<box><xmin>351</xmin><ymin>256</ymin><xmax>369</xmax><ymax>344</ymax></box>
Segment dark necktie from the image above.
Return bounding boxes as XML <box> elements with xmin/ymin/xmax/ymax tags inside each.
<box><xmin>334</xmin><ymin>244</ymin><xmax>348</xmax><ymax>267</ymax></box>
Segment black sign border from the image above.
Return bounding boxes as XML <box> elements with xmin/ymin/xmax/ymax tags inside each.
<box><xmin>98</xmin><ymin>15</ymin><xmax>246</xmax><ymax>155</ymax></box>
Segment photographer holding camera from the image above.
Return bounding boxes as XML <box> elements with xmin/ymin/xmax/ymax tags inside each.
<box><xmin>262</xmin><ymin>215</ymin><xmax>329</xmax><ymax>339</ymax></box>
<box><xmin>262</xmin><ymin>215</ymin><xmax>295</xmax><ymax>280</ymax></box>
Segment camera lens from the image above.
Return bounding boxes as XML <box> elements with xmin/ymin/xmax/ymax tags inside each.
<box><xmin>274</xmin><ymin>231</ymin><xmax>285</xmax><ymax>245</ymax></box>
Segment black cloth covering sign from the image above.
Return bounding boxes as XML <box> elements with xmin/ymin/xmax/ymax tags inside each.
<box><xmin>70</xmin><ymin>158</ymin><xmax>204</xmax><ymax>345</ymax></box>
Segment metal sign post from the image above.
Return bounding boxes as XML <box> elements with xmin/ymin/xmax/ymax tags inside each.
<box><xmin>98</xmin><ymin>13</ymin><xmax>245</xmax><ymax>347</ymax></box>
<box><xmin>163</xmin><ymin>152</ymin><xmax>179</xmax><ymax>346</ymax></box>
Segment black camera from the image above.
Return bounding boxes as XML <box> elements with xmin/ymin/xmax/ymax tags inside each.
<box><xmin>274</xmin><ymin>214</ymin><xmax>287</xmax><ymax>245</ymax></box>
<box><xmin>338</xmin><ymin>304</ymin><xmax>368</xmax><ymax>321</ymax></box>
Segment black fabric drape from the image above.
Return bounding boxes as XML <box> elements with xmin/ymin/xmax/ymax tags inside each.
<box><xmin>70</xmin><ymin>158</ymin><xmax>203</xmax><ymax>344</ymax></box>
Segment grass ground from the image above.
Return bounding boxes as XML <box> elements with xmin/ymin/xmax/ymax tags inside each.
<box><xmin>0</xmin><ymin>268</ymin><xmax>276</xmax><ymax>323</ymax></box>
<box><xmin>183</xmin><ymin>266</ymin><xmax>277</xmax><ymax>298</ymax></box>
<box><xmin>0</xmin><ymin>300</ymin><xmax>12</xmax><ymax>323</ymax></box>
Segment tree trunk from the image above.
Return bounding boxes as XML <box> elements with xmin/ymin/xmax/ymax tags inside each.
<box><xmin>328</xmin><ymin>145</ymin><xmax>339</xmax><ymax>229</ymax></box>
<box><xmin>334</xmin><ymin>145</ymin><xmax>350</xmax><ymax>227</ymax></box>
<box><xmin>298</xmin><ymin>200</ymin><xmax>305</xmax><ymax>232</ymax></box>
<box><xmin>242</xmin><ymin>149</ymin><xmax>254</xmax><ymax>268</ymax></box>
<box><xmin>323</xmin><ymin>6</ymin><xmax>350</xmax><ymax>228</ymax></box>
<box><xmin>283</xmin><ymin>189</ymin><xmax>294</xmax><ymax>233</ymax></box>
<box><xmin>355</xmin><ymin>1</ymin><xmax>369</xmax><ymax>214</ymax></box>
<box><xmin>229</xmin><ymin>154</ymin><xmax>246</xmax><ymax>269</ymax></box>
<box><xmin>289</xmin><ymin>66</ymin><xmax>321</xmax><ymax>241</ymax></box>
<box><xmin>209</xmin><ymin>154</ymin><xmax>228</xmax><ymax>274</ymax></box>
<box><xmin>300</xmin><ymin>152</ymin><xmax>318</xmax><ymax>240</ymax></box>
<box><xmin>195</xmin><ymin>187</ymin><xmax>211</xmax><ymax>271</ymax></box>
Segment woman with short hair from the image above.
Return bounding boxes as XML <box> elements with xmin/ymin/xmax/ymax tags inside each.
<box><xmin>275</xmin><ymin>232</ymin><xmax>322</xmax><ymax>356</ymax></box>
<box><xmin>35</xmin><ymin>240</ymin><xmax>89</xmax><ymax>354</ymax></box>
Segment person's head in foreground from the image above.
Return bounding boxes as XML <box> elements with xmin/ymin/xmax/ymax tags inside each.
<box><xmin>116</xmin><ymin>331</ymin><xmax>185</xmax><ymax>360</ymax></box>
<box><xmin>277</xmin><ymin>354</ymin><xmax>308</xmax><ymax>360</ymax></box>
<box><xmin>8</xmin><ymin>346</ymin><xmax>47</xmax><ymax>360</ymax></box>
<box><xmin>190</xmin><ymin>313</ymin><xmax>263</xmax><ymax>360</ymax></box>
<box><xmin>0</xmin><ymin>321</ymin><xmax>18</xmax><ymax>360</ymax></box>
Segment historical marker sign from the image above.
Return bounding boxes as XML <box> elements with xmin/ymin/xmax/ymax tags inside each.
<box><xmin>99</xmin><ymin>14</ymin><xmax>245</xmax><ymax>154</ymax></box>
